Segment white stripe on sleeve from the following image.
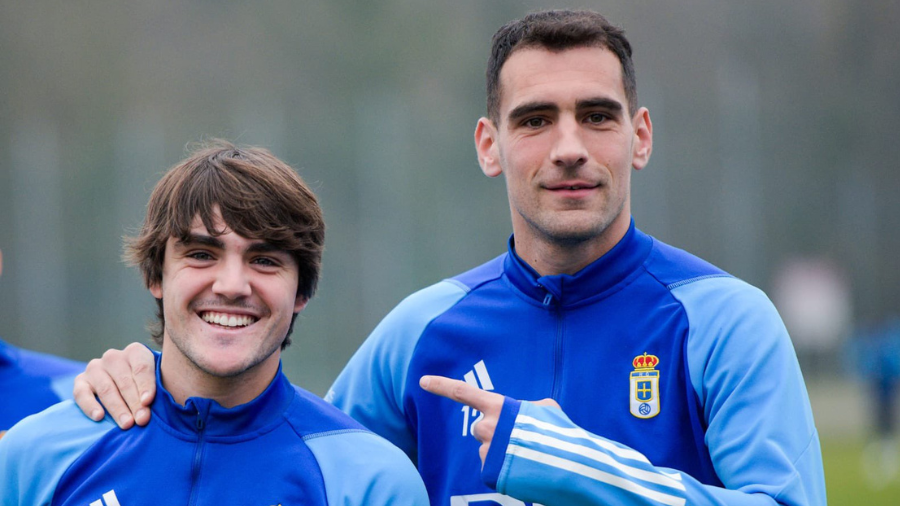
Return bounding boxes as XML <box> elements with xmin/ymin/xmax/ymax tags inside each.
<box><xmin>516</xmin><ymin>415</ymin><xmax>651</xmax><ymax>464</ymax></box>
<box><xmin>510</xmin><ymin>428</ymin><xmax>685</xmax><ymax>490</ymax></box>
<box><xmin>508</xmin><ymin>445</ymin><xmax>686</xmax><ymax>506</ymax></box>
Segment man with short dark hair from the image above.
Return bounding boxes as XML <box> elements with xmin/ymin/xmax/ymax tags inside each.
<box><xmin>0</xmin><ymin>142</ymin><xmax>428</xmax><ymax>506</ymax></box>
<box><xmin>71</xmin><ymin>11</ymin><xmax>825</xmax><ymax>506</ymax></box>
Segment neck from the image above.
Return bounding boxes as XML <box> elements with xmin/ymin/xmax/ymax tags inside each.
<box><xmin>159</xmin><ymin>348</ymin><xmax>279</xmax><ymax>409</ymax></box>
<box><xmin>514</xmin><ymin>217</ymin><xmax>630</xmax><ymax>277</ymax></box>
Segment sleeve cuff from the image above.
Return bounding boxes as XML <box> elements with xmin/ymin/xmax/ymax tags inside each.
<box><xmin>482</xmin><ymin>396</ymin><xmax>522</xmax><ymax>490</ymax></box>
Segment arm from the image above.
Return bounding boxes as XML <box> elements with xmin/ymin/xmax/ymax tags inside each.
<box><xmin>674</xmin><ymin>277</ymin><xmax>825</xmax><ymax>505</ymax></box>
<box><xmin>484</xmin><ymin>400</ymin><xmax>782</xmax><ymax>506</ymax></box>
<box><xmin>422</xmin><ymin>379</ymin><xmax>820</xmax><ymax>506</ymax></box>
<box><xmin>72</xmin><ymin>343</ymin><xmax>157</xmax><ymax>429</ymax></box>
<box><xmin>421</xmin><ymin>376</ymin><xmax>699</xmax><ymax>506</ymax></box>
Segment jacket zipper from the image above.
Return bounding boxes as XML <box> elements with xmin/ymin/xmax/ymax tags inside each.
<box><xmin>188</xmin><ymin>409</ymin><xmax>206</xmax><ymax>506</ymax></box>
<box><xmin>542</xmin><ymin>290</ymin><xmax>564</xmax><ymax>400</ymax></box>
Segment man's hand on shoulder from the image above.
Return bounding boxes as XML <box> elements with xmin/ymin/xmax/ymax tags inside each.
<box><xmin>73</xmin><ymin>343</ymin><xmax>157</xmax><ymax>429</ymax></box>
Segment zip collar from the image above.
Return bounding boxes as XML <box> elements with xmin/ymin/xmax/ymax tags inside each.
<box><xmin>503</xmin><ymin>220</ymin><xmax>653</xmax><ymax>306</ymax></box>
<box><xmin>151</xmin><ymin>353</ymin><xmax>294</xmax><ymax>437</ymax></box>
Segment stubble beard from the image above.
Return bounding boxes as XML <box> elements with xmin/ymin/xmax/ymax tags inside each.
<box><xmin>521</xmin><ymin>189</ymin><xmax>626</xmax><ymax>249</ymax></box>
<box><xmin>164</xmin><ymin>320</ymin><xmax>283</xmax><ymax>380</ymax></box>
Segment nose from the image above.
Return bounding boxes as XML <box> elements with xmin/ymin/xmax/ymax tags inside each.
<box><xmin>212</xmin><ymin>257</ymin><xmax>252</xmax><ymax>299</ymax></box>
<box><xmin>550</xmin><ymin>116</ymin><xmax>588</xmax><ymax>169</ymax></box>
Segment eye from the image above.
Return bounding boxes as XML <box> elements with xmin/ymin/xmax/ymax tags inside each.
<box><xmin>523</xmin><ymin>117</ymin><xmax>547</xmax><ymax>129</ymax></box>
<box><xmin>585</xmin><ymin>112</ymin><xmax>609</xmax><ymax>125</ymax></box>
<box><xmin>252</xmin><ymin>256</ymin><xmax>279</xmax><ymax>267</ymax></box>
<box><xmin>187</xmin><ymin>251</ymin><xmax>213</xmax><ymax>261</ymax></box>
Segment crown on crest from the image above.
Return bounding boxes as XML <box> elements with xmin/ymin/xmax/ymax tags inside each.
<box><xmin>633</xmin><ymin>353</ymin><xmax>660</xmax><ymax>370</ymax></box>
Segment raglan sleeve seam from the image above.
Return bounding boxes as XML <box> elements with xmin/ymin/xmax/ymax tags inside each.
<box><xmin>771</xmin><ymin>429</ymin><xmax>820</xmax><ymax>504</ymax></box>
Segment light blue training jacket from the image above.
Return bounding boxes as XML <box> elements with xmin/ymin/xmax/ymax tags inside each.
<box><xmin>0</xmin><ymin>356</ymin><xmax>428</xmax><ymax>506</ymax></box>
<box><xmin>328</xmin><ymin>221</ymin><xmax>826</xmax><ymax>506</ymax></box>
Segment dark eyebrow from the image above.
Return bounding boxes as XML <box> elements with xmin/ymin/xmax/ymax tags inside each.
<box><xmin>577</xmin><ymin>97</ymin><xmax>624</xmax><ymax>116</ymax></box>
<box><xmin>176</xmin><ymin>233</ymin><xmax>225</xmax><ymax>250</ymax></box>
<box><xmin>507</xmin><ymin>102</ymin><xmax>559</xmax><ymax>124</ymax></box>
<box><xmin>246</xmin><ymin>242</ymin><xmax>288</xmax><ymax>256</ymax></box>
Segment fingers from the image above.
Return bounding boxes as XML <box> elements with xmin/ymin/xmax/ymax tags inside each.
<box><xmin>419</xmin><ymin>375</ymin><xmax>503</xmax><ymax>415</ymax></box>
<box><xmin>471</xmin><ymin>414</ymin><xmax>497</xmax><ymax>443</ymax></box>
<box><xmin>124</xmin><ymin>343</ymin><xmax>157</xmax><ymax>426</ymax></box>
<box><xmin>102</xmin><ymin>347</ymin><xmax>145</xmax><ymax>427</ymax></box>
<box><xmin>71</xmin><ymin>344</ymin><xmax>157</xmax><ymax>429</ymax></box>
<box><xmin>73</xmin><ymin>368</ymin><xmax>105</xmax><ymax>422</ymax></box>
<box><xmin>74</xmin><ymin>357</ymin><xmax>134</xmax><ymax>428</ymax></box>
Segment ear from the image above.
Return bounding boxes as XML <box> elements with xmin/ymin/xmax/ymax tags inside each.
<box><xmin>631</xmin><ymin>107</ymin><xmax>653</xmax><ymax>171</ymax></box>
<box><xmin>474</xmin><ymin>117</ymin><xmax>502</xmax><ymax>178</ymax></box>
<box><xmin>294</xmin><ymin>295</ymin><xmax>309</xmax><ymax>314</ymax></box>
<box><xmin>149</xmin><ymin>281</ymin><xmax>162</xmax><ymax>299</ymax></box>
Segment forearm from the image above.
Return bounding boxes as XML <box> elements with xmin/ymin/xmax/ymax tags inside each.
<box><xmin>484</xmin><ymin>400</ymin><xmax>817</xmax><ymax>506</ymax></box>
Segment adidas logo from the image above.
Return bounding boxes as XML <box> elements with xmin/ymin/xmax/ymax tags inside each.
<box><xmin>90</xmin><ymin>490</ymin><xmax>121</xmax><ymax>506</ymax></box>
<box><xmin>463</xmin><ymin>359</ymin><xmax>493</xmax><ymax>391</ymax></box>
<box><xmin>459</xmin><ymin>360</ymin><xmax>493</xmax><ymax>437</ymax></box>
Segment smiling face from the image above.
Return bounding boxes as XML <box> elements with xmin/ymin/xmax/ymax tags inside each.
<box><xmin>475</xmin><ymin>46</ymin><xmax>652</xmax><ymax>274</ymax></box>
<box><xmin>150</xmin><ymin>209</ymin><xmax>307</xmax><ymax>406</ymax></box>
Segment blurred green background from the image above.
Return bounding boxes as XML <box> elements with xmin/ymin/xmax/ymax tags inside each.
<box><xmin>1</xmin><ymin>1</ymin><xmax>898</xmax><ymax>502</ymax></box>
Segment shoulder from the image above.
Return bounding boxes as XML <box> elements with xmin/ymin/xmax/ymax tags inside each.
<box><xmin>286</xmin><ymin>385</ymin><xmax>427</xmax><ymax>504</ymax></box>
<box><xmin>0</xmin><ymin>341</ymin><xmax>84</xmax><ymax>384</ymax></box>
<box><xmin>642</xmin><ymin>235</ymin><xmax>730</xmax><ymax>287</ymax></box>
<box><xmin>370</xmin><ymin>254</ymin><xmax>504</xmax><ymax>343</ymax></box>
<box><xmin>660</xmin><ymin>243</ymin><xmax>785</xmax><ymax>361</ymax></box>
<box><xmin>303</xmin><ymin>427</ymin><xmax>429</xmax><ymax>505</ymax></box>
<box><xmin>641</xmin><ymin>236</ymin><xmax>789</xmax><ymax>390</ymax></box>
<box><xmin>1</xmin><ymin>400</ymin><xmax>114</xmax><ymax>456</ymax></box>
<box><xmin>350</xmin><ymin>254</ymin><xmax>505</xmax><ymax>348</ymax></box>
<box><xmin>0</xmin><ymin>401</ymin><xmax>115</xmax><ymax>504</ymax></box>
<box><xmin>378</xmin><ymin>272</ymin><xmax>483</xmax><ymax>334</ymax></box>
<box><xmin>4</xmin><ymin>345</ymin><xmax>85</xmax><ymax>403</ymax></box>
<box><xmin>346</xmin><ymin>273</ymin><xmax>474</xmax><ymax>369</ymax></box>
<box><xmin>286</xmin><ymin>385</ymin><xmax>368</xmax><ymax>435</ymax></box>
<box><xmin>642</xmin><ymin>235</ymin><xmax>778</xmax><ymax>336</ymax></box>
<box><xmin>669</xmin><ymin>272</ymin><xmax>782</xmax><ymax>343</ymax></box>
<box><xmin>12</xmin><ymin>348</ymin><xmax>85</xmax><ymax>378</ymax></box>
<box><xmin>665</xmin><ymin>265</ymin><xmax>795</xmax><ymax>411</ymax></box>
<box><xmin>450</xmin><ymin>253</ymin><xmax>506</xmax><ymax>291</ymax></box>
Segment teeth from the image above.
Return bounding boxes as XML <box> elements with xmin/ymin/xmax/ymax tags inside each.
<box><xmin>201</xmin><ymin>312</ymin><xmax>256</xmax><ymax>327</ymax></box>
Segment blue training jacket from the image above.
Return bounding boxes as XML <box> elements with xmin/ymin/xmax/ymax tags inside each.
<box><xmin>0</xmin><ymin>339</ymin><xmax>83</xmax><ymax>433</ymax></box>
<box><xmin>327</xmin><ymin>222</ymin><xmax>826</xmax><ymax>506</ymax></box>
<box><xmin>0</xmin><ymin>355</ymin><xmax>428</xmax><ymax>506</ymax></box>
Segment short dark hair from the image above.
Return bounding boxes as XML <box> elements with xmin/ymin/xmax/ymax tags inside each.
<box><xmin>486</xmin><ymin>10</ymin><xmax>638</xmax><ymax>123</ymax></box>
<box><xmin>124</xmin><ymin>140</ymin><xmax>325</xmax><ymax>348</ymax></box>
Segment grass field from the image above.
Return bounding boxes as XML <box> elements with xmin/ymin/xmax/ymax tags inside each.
<box><xmin>823</xmin><ymin>436</ymin><xmax>900</xmax><ymax>505</ymax></box>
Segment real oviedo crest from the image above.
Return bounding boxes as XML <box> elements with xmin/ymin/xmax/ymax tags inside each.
<box><xmin>629</xmin><ymin>353</ymin><xmax>660</xmax><ymax>419</ymax></box>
